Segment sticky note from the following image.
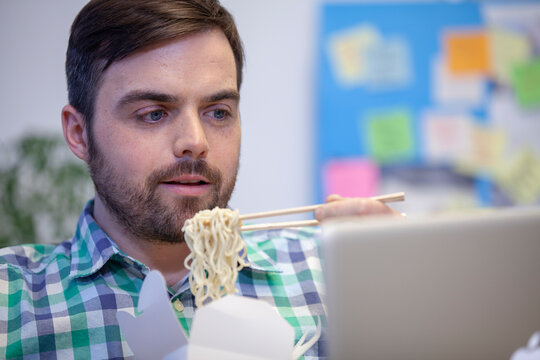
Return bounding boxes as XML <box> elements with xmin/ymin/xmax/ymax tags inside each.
<box><xmin>364</xmin><ymin>37</ymin><xmax>413</xmax><ymax>90</ymax></box>
<box><xmin>422</xmin><ymin>111</ymin><xmax>474</xmax><ymax>163</ymax></box>
<box><xmin>455</xmin><ymin>125</ymin><xmax>506</xmax><ymax>176</ymax></box>
<box><xmin>445</xmin><ymin>30</ymin><xmax>490</xmax><ymax>75</ymax></box>
<box><xmin>431</xmin><ymin>56</ymin><xmax>485</xmax><ymax>106</ymax></box>
<box><xmin>471</xmin><ymin>125</ymin><xmax>506</xmax><ymax>168</ymax></box>
<box><xmin>489</xmin><ymin>27</ymin><xmax>532</xmax><ymax>85</ymax></box>
<box><xmin>327</xmin><ymin>25</ymin><xmax>381</xmax><ymax>86</ymax></box>
<box><xmin>365</xmin><ymin>109</ymin><xmax>414</xmax><ymax>163</ymax></box>
<box><xmin>512</xmin><ymin>58</ymin><xmax>540</xmax><ymax>109</ymax></box>
<box><xmin>495</xmin><ymin>148</ymin><xmax>540</xmax><ymax>204</ymax></box>
<box><xmin>322</xmin><ymin>158</ymin><xmax>380</xmax><ymax>199</ymax></box>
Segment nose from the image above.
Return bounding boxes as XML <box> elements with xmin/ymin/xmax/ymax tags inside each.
<box><xmin>173</xmin><ymin>109</ymin><xmax>209</xmax><ymax>159</ymax></box>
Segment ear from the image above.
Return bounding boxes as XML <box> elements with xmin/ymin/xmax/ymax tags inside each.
<box><xmin>62</xmin><ymin>104</ymin><xmax>90</xmax><ymax>163</ymax></box>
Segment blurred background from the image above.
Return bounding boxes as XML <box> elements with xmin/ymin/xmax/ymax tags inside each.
<box><xmin>1</xmin><ymin>0</ymin><xmax>539</xmax><ymax>246</ymax></box>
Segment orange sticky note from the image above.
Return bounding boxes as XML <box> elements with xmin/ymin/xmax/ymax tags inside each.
<box><xmin>446</xmin><ymin>31</ymin><xmax>490</xmax><ymax>75</ymax></box>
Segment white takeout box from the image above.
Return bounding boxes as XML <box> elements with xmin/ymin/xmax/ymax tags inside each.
<box><xmin>117</xmin><ymin>270</ymin><xmax>296</xmax><ymax>360</ymax></box>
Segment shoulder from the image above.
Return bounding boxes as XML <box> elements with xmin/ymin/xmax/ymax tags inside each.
<box><xmin>0</xmin><ymin>241</ymin><xmax>72</xmax><ymax>276</ymax></box>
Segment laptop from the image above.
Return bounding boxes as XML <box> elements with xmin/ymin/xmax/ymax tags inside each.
<box><xmin>322</xmin><ymin>207</ymin><xmax>540</xmax><ymax>360</ymax></box>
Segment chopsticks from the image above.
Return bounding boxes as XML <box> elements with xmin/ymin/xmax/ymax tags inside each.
<box><xmin>240</xmin><ymin>192</ymin><xmax>405</xmax><ymax>232</ymax></box>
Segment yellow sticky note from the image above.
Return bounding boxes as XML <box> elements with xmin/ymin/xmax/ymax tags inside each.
<box><xmin>327</xmin><ymin>25</ymin><xmax>381</xmax><ymax>86</ymax></box>
<box><xmin>472</xmin><ymin>126</ymin><xmax>506</xmax><ymax>168</ymax></box>
<box><xmin>489</xmin><ymin>27</ymin><xmax>532</xmax><ymax>85</ymax></box>
<box><xmin>455</xmin><ymin>125</ymin><xmax>506</xmax><ymax>175</ymax></box>
<box><xmin>446</xmin><ymin>30</ymin><xmax>491</xmax><ymax>75</ymax></box>
<box><xmin>495</xmin><ymin>149</ymin><xmax>540</xmax><ymax>204</ymax></box>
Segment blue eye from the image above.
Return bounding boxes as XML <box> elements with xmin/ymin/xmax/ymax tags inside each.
<box><xmin>211</xmin><ymin>109</ymin><xmax>228</xmax><ymax>120</ymax></box>
<box><xmin>148</xmin><ymin>110</ymin><xmax>164</xmax><ymax>122</ymax></box>
<box><xmin>140</xmin><ymin>110</ymin><xmax>165</xmax><ymax>123</ymax></box>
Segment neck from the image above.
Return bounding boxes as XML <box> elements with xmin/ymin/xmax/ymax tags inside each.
<box><xmin>92</xmin><ymin>195</ymin><xmax>191</xmax><ymax>286</ymax></box>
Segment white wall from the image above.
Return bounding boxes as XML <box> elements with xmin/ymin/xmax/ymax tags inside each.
<box><xmin>0</xmin><ymin>0</ymin><xmax>318</xmax><ymax>218</ymax></box>
<box><xmin>221</xmin><ymin>0</ymin><xmax>317</xmax><ymax>216</ymax></box>
<box><xmin>0</xmin><ymin>1</ymin><xmax>85</xmax><ymax>139</ymax></box>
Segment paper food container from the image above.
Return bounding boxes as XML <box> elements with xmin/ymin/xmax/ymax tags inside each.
<box><xmin>117</xmin><ymin>270</ymin><xmax>320</xmax><ymax>360</ymax></box>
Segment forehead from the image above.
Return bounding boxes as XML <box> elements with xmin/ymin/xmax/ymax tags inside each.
<box><xmin>97</xmin><ymin>29</ymin><xmax>238</xmax><ymax>101</ymax></box>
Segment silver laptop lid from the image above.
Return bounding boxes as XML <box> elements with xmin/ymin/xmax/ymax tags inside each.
<box><xmin>322</xmin><ymin>207</ymin><xmax>540</xmax><ymax>360</ymax></box>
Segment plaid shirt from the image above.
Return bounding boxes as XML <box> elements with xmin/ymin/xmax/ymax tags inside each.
<box><xmin>0</xmin><ymin>201</ymin><xmax>326</xmax><ymax>359</ymax></box>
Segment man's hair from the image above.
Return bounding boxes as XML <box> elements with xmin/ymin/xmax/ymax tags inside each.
<box><xmin>66</xmin><ymin>0</ymin><xmax>244</xmax><ymax>125</ymax></box>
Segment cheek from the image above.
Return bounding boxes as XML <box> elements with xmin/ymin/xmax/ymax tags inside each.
<box><xmin>209</xmin><ymin>128</ymin><xmax>241</xmax><ymax>171</ymax></box>
<box><xmin>93</xmin><ymin>123</ymin><xmax>163</xmax><ymax>179</ymax></box>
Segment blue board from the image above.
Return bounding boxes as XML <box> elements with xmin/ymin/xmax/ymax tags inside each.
<box><xmin>316</xmin><ymin>1</ymin><xmax>485</xmax><ymax>202</ymax></box>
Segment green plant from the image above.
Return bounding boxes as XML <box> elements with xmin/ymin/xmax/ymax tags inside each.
<box><xmin>0</xmin><ymin>134</ymin><xmax>93</xmax><ymax>247</ymax></box>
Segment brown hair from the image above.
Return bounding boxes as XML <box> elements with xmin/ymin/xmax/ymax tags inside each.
<box><xmin>66</xmin><ymin>0</ymin><xmax>244</xmax><ymax>126</ymax></box>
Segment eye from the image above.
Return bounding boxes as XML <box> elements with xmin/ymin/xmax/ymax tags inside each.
<box><xmin>209</xmin><ymin>109</ymin><xmax>230</xmax><ymax>121</ymax></box>
<box><xmin>141</xmin><ymin>110</ymin><xmax>166</xmax><ymax>123</ymax></box>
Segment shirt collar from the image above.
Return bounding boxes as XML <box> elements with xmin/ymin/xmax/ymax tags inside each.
<box><xmin>69</xmin><ymin>200</ymin><xmax>280</xmax><ymax>279</ymax></box>
<box><xmin>68</xmin><ymin>200</ymin><xmax>124</xmax><ymax>279</ymax></box>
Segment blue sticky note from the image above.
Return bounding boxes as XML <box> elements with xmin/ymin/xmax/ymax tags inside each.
<box><xmin>364</xmin><ymin>37</ymin><xmax>413</xmax><ymax>90</ymax></box>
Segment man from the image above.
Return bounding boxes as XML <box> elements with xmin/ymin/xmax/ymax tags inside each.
<box><xmin>0</xmin><ymin>0</ymin><xmax>399</xmax><ymax>358</ymax></box>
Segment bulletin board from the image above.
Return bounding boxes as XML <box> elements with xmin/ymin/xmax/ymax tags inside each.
<box><xmin>317</xmin><ymin>1</ymin><xmax>540</xmax><ymax>212</ymax></box>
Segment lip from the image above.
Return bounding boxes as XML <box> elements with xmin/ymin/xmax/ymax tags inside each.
<box><xmin>165</xmin><ymin>174</ymin><xmax>210</xmax><ymax>184</ymax></box>
<box><xmin>160</xmin><ymin>175</ymin><xmax>212</xmax><ymax>197</ymax></box>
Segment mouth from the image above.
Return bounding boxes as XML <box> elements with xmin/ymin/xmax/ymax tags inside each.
<box><xmin>163</xmin><ymin>179</ymin><xmax>209</xmax><ymax>186</ymax></box>
<box><xmin>160</xmin><ymin>175</ymin><xmax>212</xmax><ymax>196</ymax></box>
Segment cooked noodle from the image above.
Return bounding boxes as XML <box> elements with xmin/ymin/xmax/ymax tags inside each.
<box><xmin>182</xmin><ymin>207</ymin><xmax>247</xmax><ymax>307</ymax></box>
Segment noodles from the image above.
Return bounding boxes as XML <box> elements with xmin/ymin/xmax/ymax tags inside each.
<box><xmin>182</xmin><ymin>207</ymin><xmax>247</xmax><ymax>307</ymax></box>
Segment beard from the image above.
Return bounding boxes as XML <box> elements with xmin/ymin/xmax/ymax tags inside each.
<box><xmin>87</xmin><ymin>135</ymin><xmax>238</xmax><ymax>245</ymax></box>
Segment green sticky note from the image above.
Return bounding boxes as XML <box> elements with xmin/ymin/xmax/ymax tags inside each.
<box><xmin>513</xmin><ymin>58</ymin><xmax>540</xmax><ymax>108</ymax></box>
<box><xmin>365</xmin><ymin>109</ymin><xmax>414</xmax><ymax>163</ymax></box>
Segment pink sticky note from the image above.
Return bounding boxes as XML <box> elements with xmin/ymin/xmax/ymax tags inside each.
<box><xmin>323</xmin><ymin>158</ymin><xmax>380</xmax><ymax>199</ymax></box>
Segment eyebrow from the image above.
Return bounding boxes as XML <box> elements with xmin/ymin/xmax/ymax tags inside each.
<box><xmin>202</xmin><ymin>89</ymin><xmax>240</xmax><ymax>104</ymax></box>
<box><xmin>115</xmin><ymin>89</ymin><xmax>240</xmax><ymax>111</ymax></box>
<box><xmin>116</xmin><ymin>90</ymin><xmax>179</xmax><ymax>110</ymax></box>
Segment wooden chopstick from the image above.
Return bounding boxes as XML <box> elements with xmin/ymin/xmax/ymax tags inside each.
<box><xmin>239</xmin><ymin>192</ymin><xmax>405</xmax><ymax>221</ymax></box>
<box><xmin>241</xmin><ymin>220</ymin><xmax>320</xmax><ymax>232</ymax></box>
<box><xmin>240</xmin><ymin>192</ymin><xmax>405</xmax><ymax>232</ymax></box>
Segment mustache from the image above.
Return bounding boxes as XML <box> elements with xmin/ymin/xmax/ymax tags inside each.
<box><xmin>146</xmin><ymin>158</ymin><xmax>222</xmax><ymax>187</ymax></box>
